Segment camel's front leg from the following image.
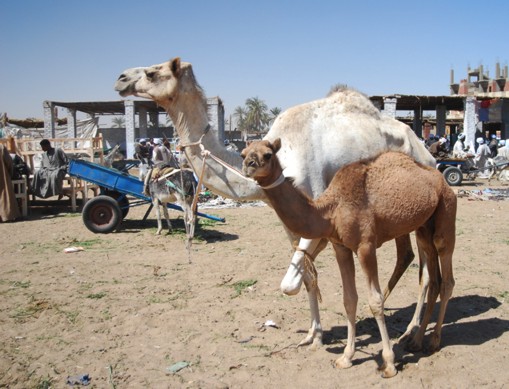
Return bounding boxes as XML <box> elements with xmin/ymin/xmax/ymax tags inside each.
<box><xmin>357</xmin><ymin>243</ymin><xmax>397</xmax><ymax>378</ymax></box>
<box><xmin>332</xmin><ymin>244</ymin><xmax>357</xmax><ymax>369</ymax></box>
<box><xmin>281</xmin><ymin>238</ymin><xmax>328</xmax><ymax>349</ymax></box>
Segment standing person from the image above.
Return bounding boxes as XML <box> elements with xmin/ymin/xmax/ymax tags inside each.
<box><xmin>134</xmin><ymin>138</ymin><xmax>150</xmax><ymax>163</ymax></box>
<box><xmin>152</xmin><ymin>138</ymin><xmax>175</xmax><ymax>166</ymax></box>
<box><xmin>488</xmin><ymin>134</ymin><xmax>499</xmax><ymax>158</ymax></box>
<box><xmin>134</xmin><ymin>138</ymin><xmax>150</xmax><ymax>180</ymax></box>
<box><xmin>162</xmin><ymin>139</ymin><xmax>179</xmax><ymax>168</ymax></box>
<box><xmin>31</xmin><ymin>139</ymin><xmax>68</xmax><ymax>199</ymax></box>
<box><xmin>475</xmin><ymin>137</ymin><xmax>492</xmax><ymax>178</ymax></box>
<box><xmin>0</xmin><ymin>144</ymin><xmax>21</xmax><ymax>221</ymax></box>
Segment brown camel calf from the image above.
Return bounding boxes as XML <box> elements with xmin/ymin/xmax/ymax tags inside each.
<box><xmin>241</xmin><ymin>138</ymin><xmax>456</xmax><ymax>378</ymax></box>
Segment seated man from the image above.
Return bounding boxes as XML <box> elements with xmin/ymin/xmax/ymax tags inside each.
<box><xmin>31</xmin><ymin>139</ymin><xmax>68</xmax><ymax>199</ymax></box>
<box><xmin>452</xmin><ymin>133</ymin><xmax>475</xmax><ymax>171</ymax></box>
<box><xmin>428</xmin><ymin>137</ymin><xmax>449</xmax><ymax>159</ymax></box>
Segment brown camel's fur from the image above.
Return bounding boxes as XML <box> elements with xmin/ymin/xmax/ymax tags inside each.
<box><xmin>241</xmin><ymin>139</ymin><xmax>456</xmax><ymax>378</ymax></box>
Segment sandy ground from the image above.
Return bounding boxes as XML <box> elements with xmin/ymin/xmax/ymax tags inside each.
<box><xmin>1</xmin><ymin>178</ymin><xmax>508</xmax><ymax>389</ymax></box>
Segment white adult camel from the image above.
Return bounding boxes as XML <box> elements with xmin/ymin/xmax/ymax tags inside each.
<box><xmin>114</xmin><ymin>57</ymin><xmax>436</xmax><ymax>347</ymax></box>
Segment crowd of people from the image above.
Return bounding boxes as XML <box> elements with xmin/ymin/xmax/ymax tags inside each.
<box><xmin>423</xmin><ymin>129</ymin><xmax>507</xmax><ymax>178</ymax></box>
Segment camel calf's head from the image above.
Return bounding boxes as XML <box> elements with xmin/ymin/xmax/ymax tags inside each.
<box><xmin>241</xmin><ymin>138</ymin><xmax>282</xmax><ymax>182</ymax></box>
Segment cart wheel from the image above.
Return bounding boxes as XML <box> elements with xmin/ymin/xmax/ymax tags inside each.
<box><xmin>82</xmin><ymin>195</ymin><xmax>122</xmax><ymax>233</ymax></box>
<box><xmin>103</xmin><ymin>190</ymin><xmax>130</xmax><ymax>218</ymax></box>
<box><xmin>443</xmin><ymin>166</ymin><xmax>463</xmax><ymax>186</ymax></box>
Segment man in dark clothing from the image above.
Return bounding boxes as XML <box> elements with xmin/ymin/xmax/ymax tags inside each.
<box><xmin>429</xmin><ymin>137</ymin><xmax>448</xmax><ymax>159</ymax></box>
<box><xmin>134</xmin><ymin>139</ymin><xmax>150</xmax><ymax>163</ymax></box>
<box><xmin>134</xmin><ymin>139</ymin><xmax>151</xmax><ymax>180</ymax></box>
<box><xmin>488</xmin><ymin>135</ymin><xmax>498</xmax><ymax>158</ymax></box>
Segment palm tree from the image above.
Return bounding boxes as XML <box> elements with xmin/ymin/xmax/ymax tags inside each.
<box><xmin>233</xmin><ymin>106</ymin><xmax>248</xmax><ymax>140</ymax></box>
<box><xmin>111</xmin><ymin>116</ymin><xmax>125</xmax><ymax>128</ymax></box>
<box><xmin>269</xmin><ymin>107</ymin><xmax>282</xmax><ymax>126</ymax></box>
<box><xmin>245</xmin><ymin>97</ymin><xmax>269</xmax><ymax>134</ymax></box>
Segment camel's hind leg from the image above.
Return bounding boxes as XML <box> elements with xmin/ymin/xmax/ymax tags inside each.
<box><xmin>398</xmin><ymin>244</ymin><xmax>430</xmax><ymax>342</ymax></box>
<box><xmin>428</xmin><ymin>196</ymin><xmax>456</xmax><ymax>352</ymax></box>
<box><xmin>408</xmin><ymin>192</ymin><xmax>456</xmax><ymax>353</ymax></box>
<box><xmin>406</xmin><ymin>224</ymin><xmax>441</xmax><ymax>352</ymax></box>
<box><xmin>384</xmin><ymin>234</ymin><xmax>430</xmax><ymax>343</ymax></box>
<box><xmin>356</xmin><ymin>242</ymin><xmax>397</xmax><ymax>378</ymax></box>
<box><xmin>383</xmin><ymin>234</ymin><xmax>415</xmax><ymax>300</ymax></box>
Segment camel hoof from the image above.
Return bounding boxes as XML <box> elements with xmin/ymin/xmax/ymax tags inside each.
<box><xmin>156</xmin><ymin>230</ymin><xmax>162</xmax><ymax>235</ymax></box>
<box><xmin>297</xmin><ymin>338</ymin><xmax>312</xmax><ymax>347</ymax></box>
<box><xmin>298</xmin><ymin>331</ymin><xmax>322</xmax><ymax>349</ymax></box>
<box><xmin>405</xmin><ymin>338</ymin><xmax>422</xmax><ymax>353</ymax></box>
<box><xmin>308</xmin><ymin>338</ymin><xmax>322</xmax><ymax>351</ymax></box>
<box><xmin>379</xmin><ymin>364</ymin><xmax>398</xmax><ymax>378</ymax></box>
<box><xmin>426</xmin><ymin>334</ymin><xmax>441</xmax><ymax>354</ymax></box>
<box><xmin>298</xmin><ymin>336</ymin><xmax>321</xmax><ymax>349</ymax></box>
<box><xmin>334</xmin><ymin>355</ymin><xmax>352</xmax><ymax>369</ymax></box>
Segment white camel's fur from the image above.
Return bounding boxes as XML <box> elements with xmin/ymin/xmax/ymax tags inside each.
<box><xmin>145</xmin><ymin>168</ymin><xmax>197</xmax><ymax>236</ymax></box>
<box><xmin>114</xmin><ymin>57</ymin><xmax>435</xmax><ymax>346</ymax></box>
<box><xmin>241</xmin><ymin>139</ymin><xmax>456</xmax><ymax>378</ymax></box>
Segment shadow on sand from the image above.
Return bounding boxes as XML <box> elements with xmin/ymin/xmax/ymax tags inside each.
<box><xmin>321</xmin><ymin>294</ymin><xmax>506</xmax><ymax>369</ymax></box>
<box><xmin>117</xmin><ymin>217</ymin><xmax>238</xmax><ymax>243</ymax></box>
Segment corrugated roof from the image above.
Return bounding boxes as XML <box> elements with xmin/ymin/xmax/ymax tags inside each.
<box><xmin>48</xmin><ymin>100</ymin><xmax>166</xmax><ymax>115</ymax></box>
<box><xmin>369</xmin><ymin>95</ymin><xmax>466</xmax><ymax>111</ymax></box>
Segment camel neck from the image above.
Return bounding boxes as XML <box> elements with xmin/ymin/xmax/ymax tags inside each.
<box><xmin>260</xmin><ymin>173</ymin><xmax>285</xmax><ymax>189</ymax></box>
<box><xmin>165</xmin><ymin>94</ymin><xmax>265</xmax><ymax>201</ymax></box>
<box><xmin>262</xmin><ymin>179</ymin><xmax>333</xmax><ymax>240</ymax></box>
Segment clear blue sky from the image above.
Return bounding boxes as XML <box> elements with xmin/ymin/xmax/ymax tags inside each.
<box><xmin>1</xmin><ymin>0</ymin><xmax>508</xmax><ymax>121</ymax></box>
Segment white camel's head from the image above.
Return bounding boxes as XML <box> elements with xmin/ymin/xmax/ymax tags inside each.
<box><xmin>114</xmin><ymin>57</ymin><xmax>202</xmax><ymax>109</ymax></box>
<box><xmin>241</xmin><ymin>138</ymin><xmax>282</xmax><ymax>183</ymax></box>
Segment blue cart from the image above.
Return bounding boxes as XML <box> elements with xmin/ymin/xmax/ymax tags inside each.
<box><xmin>68</xmin><ymin>159</ymin><xmax>225</xmax><ymax>233</ymax></box>
<box><xmin>436</xmin><ymin>157</ymin><xmax>509</xmax><ymax>186</ymax></box>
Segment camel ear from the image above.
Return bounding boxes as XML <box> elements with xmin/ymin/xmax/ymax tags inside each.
<box><xmin>170</xmin><ymin>57</ymin><xmax>181</xmax><ymax>76</ymax></box>
<box><xmin>271</xmin><ymin>138</ymin><xmax>282</xmax><ymax>153</ymax></box>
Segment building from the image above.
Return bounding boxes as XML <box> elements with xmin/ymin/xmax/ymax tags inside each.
<box><xmin>42</xmin><ymin>97</ymin><xmax>225</xmax><ymax>159</ymax></box>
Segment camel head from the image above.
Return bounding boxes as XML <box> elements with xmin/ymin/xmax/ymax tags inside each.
<box><xmin>114</xmin><ymin>57</ymin><xmax>203</xmax><ymax>110</ymax></box>
<box><xmin>241</xmin><ymin>138</ymin><xmax>282</xmax><ymax>185</ymax></box>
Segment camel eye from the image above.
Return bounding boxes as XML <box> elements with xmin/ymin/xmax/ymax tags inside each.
<box><xmin>145</xmin><ymin>70</ymin><xmax>157</xmax><ymax>79</ymax></box>
<box><xmin>263</xmin><ymin>153</ymin><xmax>272</xmax><ymax>161</ymax></box>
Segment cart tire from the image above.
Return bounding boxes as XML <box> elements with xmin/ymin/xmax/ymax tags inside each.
<box><xmin>443</xmin><ymin>166</ymin><xmax>463</xmax><ymax>186</ymax></box>
<box><xmin>103</xmin><ymin>190</ymin><xmax>130</xmax><ymax>218</ymax></box>
<box><xmin>82</xmin><ymin>195</ymin><xmax>122</xmax><ymax>233</ymax></box>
